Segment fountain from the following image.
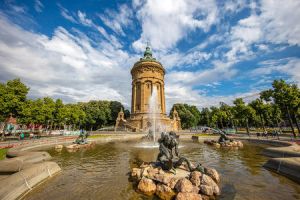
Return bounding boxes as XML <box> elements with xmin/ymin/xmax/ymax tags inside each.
<box><xmin>149</xmin><ymin>85</ymin><xmax>159</xmax><ymax>144</ymax></box>
<box><xmin>130</xmin><ymin>131</ymin><xmax>221</xmax><ymax>199</ymax></box>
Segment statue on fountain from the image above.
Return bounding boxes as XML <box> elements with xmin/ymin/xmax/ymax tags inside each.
<box><xmin>130</xmin><ymin>131</ymin><xmax>221</xmax><ymax>198</ymax></box>
<box><xmin>204</xmin><ymin>129</ymin><xmax>243</xmax><ymax>148</ymax></box>
<box><xmin>218</xmin><ymin>130</ymin><xmax>232</xmax><ymax>143</ymax></box>
<box><xmin>74</xmin><ymin>129</ymin><xmax>89</xmax><ymax>144</ymax></box>
<box><xmin>157</xmin><ymin>131</ymin><xmax>204</xmax><ymax>174</ymax></box>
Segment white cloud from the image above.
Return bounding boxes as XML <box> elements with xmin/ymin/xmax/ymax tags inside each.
<box><xmin>34</xmin><ymin>0</ymin><xmax>44</xmax><ymax>13</ymax></box>
<box><xmin>260</xmin><ymin>0</ymin><xmax>300</xmax><ymax>46</ymax></box>
<box><xmin>98</xmin><ymin>5</ymin><xmax>133</xmax><ymax>36</ymax></box>
<box><xmin>0</xmin><ymin>15</ymin><xmax>132</xmax><ymax>106</ymax></box>
<box><xmin>166</xmin><ymin>60</ymin><xmax>237</xmax><ymax>86</ymax></box>
<box><xmin>229</xmin><ymin>0</ymin><xmax>300</xmax><ymax>49</ymax></box>
<box><xmin>77</xmin><ymin>11</ymin><xmax>93</xmax><ymax>27</ymax></box>
<box><xmin>133</xmin><ymin>0</ymin><xmax>218</xmax><ymax>51</ymax></box>
<box><xmin>250</xmin><ymin>58</ymin><xmax>300</xmax><ymax>86</ymax></box>
<box><xmin>164</xmin><ymin>82</ymin><xmax>259</xmax><ymax>110</ymax></box>
<box><xmin>58</xmin><ymin>4</ymin><xmax>77</xmax><ymax>23</ymax></box>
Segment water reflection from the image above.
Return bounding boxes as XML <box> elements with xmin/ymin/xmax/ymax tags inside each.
<box><xmin>23</xmin><ymin>141</ymin><xmax>300</xmax><ymax>200</ymax></box>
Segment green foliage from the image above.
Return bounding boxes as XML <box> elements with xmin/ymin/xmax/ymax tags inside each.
<box><xmin>260</xmin><ymin>79</ymin><xmax>300</xmax><ymax>137</ymax></box>
<box><xmin>0</xmin><ymin>79</ymin><xmax>29</xmax><ymax>119</ymax></box>
<box><xmin>0</xmin><ymin>148</ymin><xmax>7</xmax><ymax>160</ymax></box>
<box><xmin>0</xmin><ymin>79</ymin><xmax>127</xmax><ymax>131</ymax></box>
<box><xmin>170</xmin><ymin>104</ymin><xmax>200</xmax><ymax>129</ymax></box>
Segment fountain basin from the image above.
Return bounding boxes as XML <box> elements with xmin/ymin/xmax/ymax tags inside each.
<box><xmin>22</xmin><ymin>140</ymin><xmax>300</xmax><ymax>200</ymax></box>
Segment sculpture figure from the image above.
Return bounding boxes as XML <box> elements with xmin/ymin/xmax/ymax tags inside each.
<box><xmin>74</xmin><ymin>129</ymin><xmax>89</xmax><ymax>144</ymax></box>
<box><xmin>157</xmin><ymin>131</ymin><xmax>204</xmax><ymax>174</ymax></box>
<box><xmin>218</xmin><ymin>130</ymin><xmax>231</xmax><ymax>143</ymax></box>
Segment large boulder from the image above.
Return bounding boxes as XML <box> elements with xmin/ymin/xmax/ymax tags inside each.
<box><xmin>141</xmin><ymin>166</ymin><xmax>152</xmax><ymax>177</ymax></box>
<box><xmin>156</xmin><ymin>183</ymin><xmax>176</xmax><ymax>200</ymax></box>
<box><xmin>175</xmin><ymin>178</ymin><xmax>194</xmax><ymax>193</ymax></box>
<box><xmin>152</xmin><ymin>173</ymin><xmax>172</xmax><ymax>185</ymax></box>
<box><xmin>190</xmin><ymin>171</ymin><xmax>202</xmax><ymax>187</ymax></box>
<box><xmin>201</xmin><ymin>174</ymin><xmax>220</xmax><ymax>195</ymax></box>
<box><xmin>176</xmin><ymin>192</ymin><xmax>202</xmax><ymax>200</ymax></box>
<box><xmin>237</xmin><ymin>141</ymin><xmax>243</xmax><ymax>147</ymax></box>
<box><xmin>131</xmin><ymin>168</ymin><xmax>142</xmax><ymax>181</ymax></box>
<box><xmin>205</xmin><ymin>168</ymin><xmax>220</xmax><ymax>183</ymax></box>
<box><xmin>137</xmin><ymin>177</ymin><xmax>157</xmax><ymax>196</ymax></box>
<box><xmin>168</xmin><ymin>177</ymin><xmax>179</xmax><ymax>189</ymax></box>
<box><xmin>200</xmin><ymin>185</ymin><xmax>213</xmax><ymax>196</ymax></box>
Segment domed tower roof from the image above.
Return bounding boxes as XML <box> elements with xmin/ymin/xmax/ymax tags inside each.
<box><xmin>131</xmin><ymin>45</ymin><xmax>165</xmax><ymax>75</ymax></box>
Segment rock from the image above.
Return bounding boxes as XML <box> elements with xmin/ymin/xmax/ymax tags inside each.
<box><xmin>168</xmin><ymin>177</ymin><xmax>179</xmax><ymax>189</ymax></box>
<box><xmin>178</xmin><ymin>162</ymin><xmax>195</xmax><ymax>171</ymax></box>
<box><xmin>190</xmin><ymin>171</ymin><xmax>202</xmax><ymax>186</ymax></box>
<box><xmin>201</xmin><ymin>195</ymin><xmax>210</xmax><ymax>200</ymax></box>
<box><xmin>237</xmin><ymin>141</ymin><xmax>243</xmax><ymax>147</ymax></box>
<box><xmin>200</xmin><ymin>185</ymin><xmax>213</xmax><ymax>196</ymax></box>
<box><xmin>147</xmin><ymin>167</ymin><xmax>161</xmax><ymax>178</ymax></box>
<box><xmin>201</xmin><ymin>174</ymin><xmax>220</xmax><ymax>195</ymax></box>
<box><xmin>137</xmin><ymin>177</ymin><xmax>156</xmax><ymax>196</ymax></box>
<box><xmin>131</xmin><ymin>168</ymin><xmax>142</xmax><ymax>181</ymax></box>
<box><xmin>214</xmin><ymin>143</ymin><xmax>221</xmax><ymax>148</ymax></box>
<box><xmin>176</xmin><ymin>192</ymin><xmax>202</xmax><ymax>200</ymax></box>
<box><xmin>205</xmin><ymin>168</ymin><xmax>220</xmax><ymax>183</ymax></box>
<box><xmin>152</xmin><ymin>173</ymin><xmax>172</xmax><ymax>185</ymax></box>
<box><xmin>156</xmin><ymin>183</ymin><xmax>176</xmax><ymax>200</ymax></box>
<box><xmin>55</xmin><ymin>144</ymin><xmax>63</xmax><ymax>149</ymax></box>
<box><xmin>191</xmin><ymin>185</ymin><xmax>200</xmax><ymax>194</ymax></box>
<box><xmin>140</xmin><ymin>162</ymin><xmax>151</xmax><ymax>168</ymax></box>
<box><xmin>141</xmin><ymin>166</ymin><xmax>152</xmax><ymax>177</ymax></box>
<box><xmin>212</xmin><ymin>184</ymin><xmax>220</xmax><ymax>196</ymax></box>
<box><xmin>175</xmin><ymin>178</ymin><xmax>194</xmax><ymax>193</ymax></box>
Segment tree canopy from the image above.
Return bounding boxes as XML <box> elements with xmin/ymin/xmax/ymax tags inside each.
<box><xmin>169</xmin><ymin>79</ymin><xmax>299</xmax><ymax>137</ymax></box>
<box><xmin>0</xmin><ymin>79</ymin><xmax>129</xmax><ymax>131</ymax></box>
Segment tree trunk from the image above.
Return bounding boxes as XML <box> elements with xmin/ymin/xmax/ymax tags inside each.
<box><xmin>292</xmin><ymin>114</ymin><xmax>300</xmax><ymax>137</ymax></box>
<box><xmin>286</xmin><ymin>105</ymin><xmax>296</xmax><ymax>138</ymax></box>
<box><xmin>259</xmin><ymin>114</ymin><xmax>266</xmax><ymax>132</ymax></box>
<box><xmin>246</xmin><ymin>119</ymin><xmax>250</xmax><ymax>137</ymax></box>
<box><xmin>220</xmin><ymin>119</ymin><xmax>224</xmax><ymax>129</ymax></box>
<box><xmin>276</xmin><ymin>119</ymin><xmax>282</xmax><ymax>132</ymax></box>
<box><xmin>1</xmin><ymin>123</ymin><xmax>6</xmax><ymax>141</ymax></box>
<box><xmin>231</xmin><ymin>118</ymin><xmax>234</xmax><ymax>129</ymax></box>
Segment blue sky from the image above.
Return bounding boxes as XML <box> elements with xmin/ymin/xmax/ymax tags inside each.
<box><xmin>0</xmin><ymin>0</ymin><xmax>299</xmax><ymax>111</ymax></box>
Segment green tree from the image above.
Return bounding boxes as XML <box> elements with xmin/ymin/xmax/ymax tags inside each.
<box><xmin>199</xmin><ymin>108</ymin><xmax>211</xmax><ymax>127</ymax></box>
<box><xmin>249</xmin><ymin>99</ymin><xmax>268</xmax><ymax>132</ymax></box>
<box><xmin>261</xmin><ymin>80</ymin><xmax>300</xmax><ymax>137</ymax></box>
<box><xmin>0</xmin><ymin>79</ymin><xmax>29</xmax><ymax>119</ymax></box>
<box><xmin>233</xmin><ymin>98</ymin><xmax>256</xmax><ymax>135</ymax></box>
<box><xmin>170</xmin><ymin>104</ymin><xmax>199</xmax><ymax>129</ymax></box>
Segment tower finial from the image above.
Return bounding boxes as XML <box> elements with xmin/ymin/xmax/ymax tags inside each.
<box><xmin>143</xmin><ymin>42</ymin><xmax>152</xmax><ymax>58</ymax></box>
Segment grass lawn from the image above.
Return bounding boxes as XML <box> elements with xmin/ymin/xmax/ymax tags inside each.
<box><xmin>0</xmin><ymin>148</ymin><xmax>7</xmax><ymax>160</ymax></box>
<box><xmin>89</xmin><ymin>134</ymin><xmax>111</xmax><ymax>139</ymax></box>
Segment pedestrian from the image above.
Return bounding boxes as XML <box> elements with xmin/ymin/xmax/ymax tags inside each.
<box><xmin>20</xmin><ymin>132</ymin><xmax>25</xmax><ymax>140</ymax></box>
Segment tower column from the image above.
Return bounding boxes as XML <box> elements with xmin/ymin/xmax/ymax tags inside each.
<box><xmin>132</xmin><ymin>83</ymin><xmax>136</xmax><ymax>114</ymax></box>
<box><xmin>141</xmin><ymin>82</ymin><xmax>145</xmax><ymax>113</ymax></box>
<box><xmin>162</xmin><ymin>84</ymin><xmax>166</xmax><ymax>114</ymax></box>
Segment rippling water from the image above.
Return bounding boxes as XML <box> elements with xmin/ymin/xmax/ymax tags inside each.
<box><xmin>24</xmin><ymin>141</ymin><xmax>300</xmax><ymax>200</ymax></box>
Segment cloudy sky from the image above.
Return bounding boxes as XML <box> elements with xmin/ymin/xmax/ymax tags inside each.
<box><xmin>0</xmin><ymin>0</ymin><xmax>299</xmax><ymax>112</ymax></box>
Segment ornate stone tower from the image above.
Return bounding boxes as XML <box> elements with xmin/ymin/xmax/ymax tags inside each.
<box><xmin>115</xmin><ymin>45</ymin><xmax>181</xmax><ymax>132</ymax></box>
<box><xmin>131</xmin><ymin>46</ymin><xmax>166</xmax><ymax>116</ymax></box>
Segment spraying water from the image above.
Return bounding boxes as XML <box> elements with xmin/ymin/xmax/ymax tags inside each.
<box><xmin>149</xmin><ymin>85</ymin><xmax>158</xmax><ymax>143</ymax></box>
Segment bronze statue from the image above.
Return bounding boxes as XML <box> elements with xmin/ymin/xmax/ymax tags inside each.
<box><xmin>218</xmin><ymin>130</ymin><xmax>231</xmax><ymax>143</ymax></box>
<box><xmin>156</xmin><ymin>131</ymin><xmax>204</xmax><ymax>174</ymax></box>
<box><xmin>74</xmin><ymin>129</ymin><xmax>89</xmax><ymax>144</ymax></box>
